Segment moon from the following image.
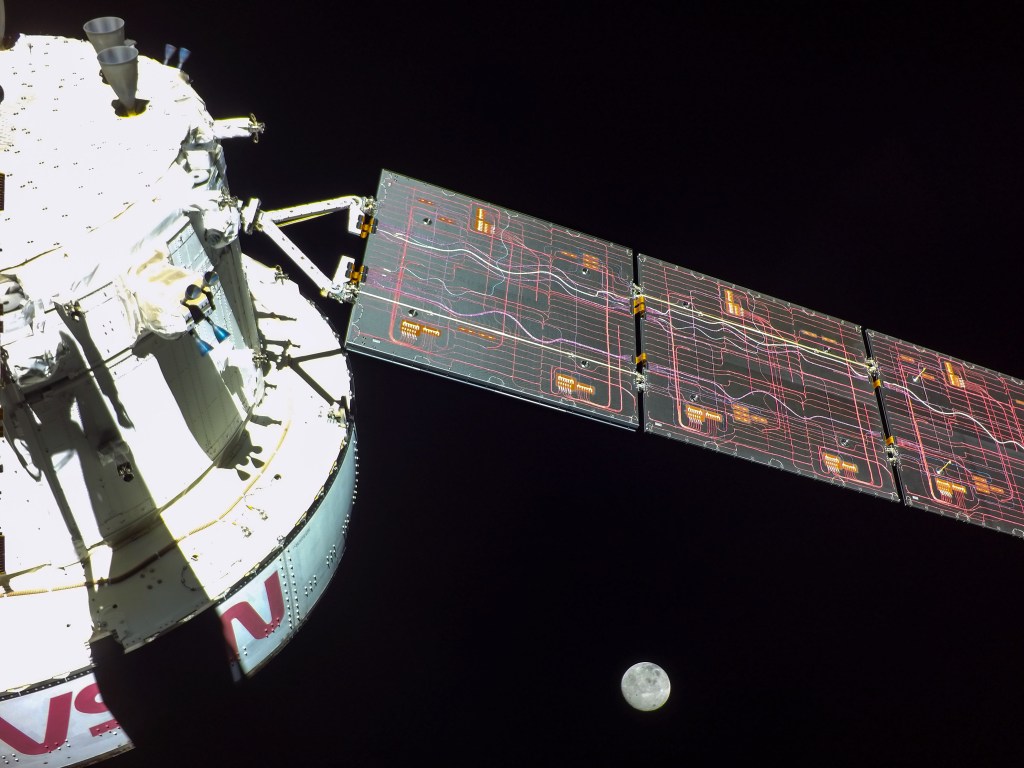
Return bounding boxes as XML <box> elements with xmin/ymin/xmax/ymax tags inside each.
<box><xmin>621</xmin><ymin>661</ymin><xmax>671</xmax><ymax>711</ymax></box>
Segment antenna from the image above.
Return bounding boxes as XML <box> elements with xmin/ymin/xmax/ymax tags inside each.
<box><xmin>83</xmin><ymin>16</ymin><xmax>125</xmax><ymax>53</ymax></box>
<box><xmin>96</xmin><ymin>44</ymin><xmax>138</xmax><ymax>115</ymax></box>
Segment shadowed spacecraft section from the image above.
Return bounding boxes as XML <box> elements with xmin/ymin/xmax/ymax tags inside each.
<box><xmin>0</xmin><ymin>28</ymin><xmax>356</xmax><ymax>768</ymax></box>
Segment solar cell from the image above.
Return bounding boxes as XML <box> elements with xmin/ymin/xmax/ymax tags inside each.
<box><xmin>638</xmin><ymin>256</ymin><xmax>898</xmax><ymax>500</ymax></box>
<box><xmin>866</xmin><ymin>331</ymin><xmax>1024</xmax><ymax>535</ymax></box>
<box><xmin>345</xmin><ymin>171</ymin><xmax>639</xmax><ymax>427</ymax></box>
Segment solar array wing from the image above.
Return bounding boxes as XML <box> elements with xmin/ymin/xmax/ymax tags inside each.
<box><xmin>866</xmin><ymin>331</ymin><xmax>1024</xmax><ymax>535</ymax></box>
<box><xmin>638</xmin><ymin>256</ymin><xmax>898</xmax><ymax>500</ymax></box>
<box><xmin>345</xmin><ymin>171</ymin><xmax>639</xmax><ymax>427</ymax></box>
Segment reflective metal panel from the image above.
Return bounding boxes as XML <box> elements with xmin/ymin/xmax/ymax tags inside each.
<box><xmin>639</xmin><ymin>256</ymin><xmax>897</xmax><ymax>500</ymax></box>
<box><xmin>867</xmin><ymin>331</ymin><xmax>1024</xmax><ymax>535</ymax></box>
<box><xmin>0</xmin><ymin>673</ymin><xmax>132</xmax><ymax>766</ymax></box>
<box><xmin>346</xmin><ymin>171</ymin><xmax>638</xmax><ymax>427</ymax></box>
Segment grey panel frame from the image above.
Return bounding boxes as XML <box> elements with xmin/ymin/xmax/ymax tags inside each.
<box><xmin>867</xmin><ymin>330</ymin><xmax>1024</xmax><ymax>535</ymax></box>
<box><xmin>345</xmin><ymin>171</ymin><xmax>639</xmax><ymax>428</ymax></box>
<box><xmin>639</xmin><ymin>255</ymin><xmax>898</xmax><ymax>501</ymax></box>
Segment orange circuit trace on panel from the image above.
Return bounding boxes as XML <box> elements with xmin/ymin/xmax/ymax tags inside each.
<box><xmin>400</xmin><ymin>319</ymin><xmax>441</xmax><ymax>341</ymax></box>
<box><xmin>723</xmin><ymin>288</ymin><xmax>746</xmax><ymax>318</ymax></box>
<box><xmin>943</xmin><ymin>360</ymin><xmax>965</xmax><ymax>388</ymax></box>
<box><xmin>473</xmin><ymin>206</ymin><xmax>494</xmax><ymax>235</ymax></box>
<box><xmin>823</xmin><ymin>452</ymin><xmax>860</xmax><ymax>477</ymax></box>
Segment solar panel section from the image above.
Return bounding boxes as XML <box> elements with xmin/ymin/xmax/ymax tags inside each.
<box><xmin>345</xmin><ymin>171</ymin><xmax>639</xmax><ymax>427</ymax></box>
<box><xmin>866</xmin><ymin>331</ymin><xmax>1024</xmax><ymax>535</ymax></box>
<box><xmin>638</xmin><ymin>256</ymin><xmax>898</xmax><ymax>500</ymax></box>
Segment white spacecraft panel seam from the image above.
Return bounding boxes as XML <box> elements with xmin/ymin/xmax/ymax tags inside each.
<box><xmin>0</xmin><ymin>36</ymin><xmax>215</xmax><ymax>272</ymax></box>
<box><xmin>0</xmin><ymin>588</ymin><xmax>94</xmax><ymax>692</ymax></box>
<box><xmin>86</xmin><ymin>263</ymin><xmax>351</xmax><ymax>648</ymax></box>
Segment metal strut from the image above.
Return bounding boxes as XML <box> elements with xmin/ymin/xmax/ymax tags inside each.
<box><xmin>241</xmin><ymin>195</ymin><xmax>375</xmax><ymax>303</ymax></box>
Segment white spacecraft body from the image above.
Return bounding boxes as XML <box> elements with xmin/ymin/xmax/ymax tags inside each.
<box><xmin>0</xmin><ymin>33</ymin><xmax>358</xmax><ymax>766</ymax></box>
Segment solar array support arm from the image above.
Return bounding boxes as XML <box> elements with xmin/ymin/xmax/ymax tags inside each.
<box><xmin>213</xmin><ymin>115</ymin><xmax>266</xmax><ymax>142</ymax></box>
<box><xmin>241</xmin><ymin>195</ymin><xmax>374</xmax><ymax>303</ymax></box>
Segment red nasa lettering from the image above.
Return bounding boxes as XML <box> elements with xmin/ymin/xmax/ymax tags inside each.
<box><xmin>219</xmin><ymin>571</ymin><xmax>284</xmax><ymax>657</ymax></box>
<box><xmin>1</xmin><ymin>575</ymin><xmax>284</xmax><ymax>755</ymax></box>
<box><xmin>0</xmin><ymin>682</ymin><xmax>117</xmax><ymax>755</ymax></box>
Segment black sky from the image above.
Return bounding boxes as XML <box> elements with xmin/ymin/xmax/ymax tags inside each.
<box><xmin>9</xmin><ymin>2</ymin><xmax>1024</xmax><ymax>766</ymax></box>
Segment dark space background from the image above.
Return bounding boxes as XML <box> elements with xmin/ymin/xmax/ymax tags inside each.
<box><xmin>7</xmin><ymin>2</ymin><xmax>1024</xmax><ymax>766</ymax></box>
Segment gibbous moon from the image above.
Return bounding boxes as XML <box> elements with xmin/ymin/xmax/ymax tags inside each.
<box><xmin>621</xmin><ymin>661</ymin><xmax>671</xmax><ymax>711</ymax></box>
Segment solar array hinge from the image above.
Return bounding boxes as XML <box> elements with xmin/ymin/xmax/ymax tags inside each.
<box><xmin>632</xmin><ymin>284</ymin><xmax>648</xmax><ymax>390</ymax></box>
<box><xmin>866</xmin><ymin>357</ymin><xmax>882</xmax><ymax>390</ymax></box>
<box><xmin>866</xmin><ymin>356</ymin><xmax>899</xmax><ymax>465</ymax></box>
<box><xmin>884</xmin><ymin>435</ymin><xmax>900</xmax><ymax>466</ymax></box>
<box><xmin>634</xmin><ymin>352</ymin><xmax>648</xmax><ymax>391</ymax></box>
<box><xmin>631</xmin><ymin>284</ymin><xmax>646</xmax><ymax>317</ymax></box>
